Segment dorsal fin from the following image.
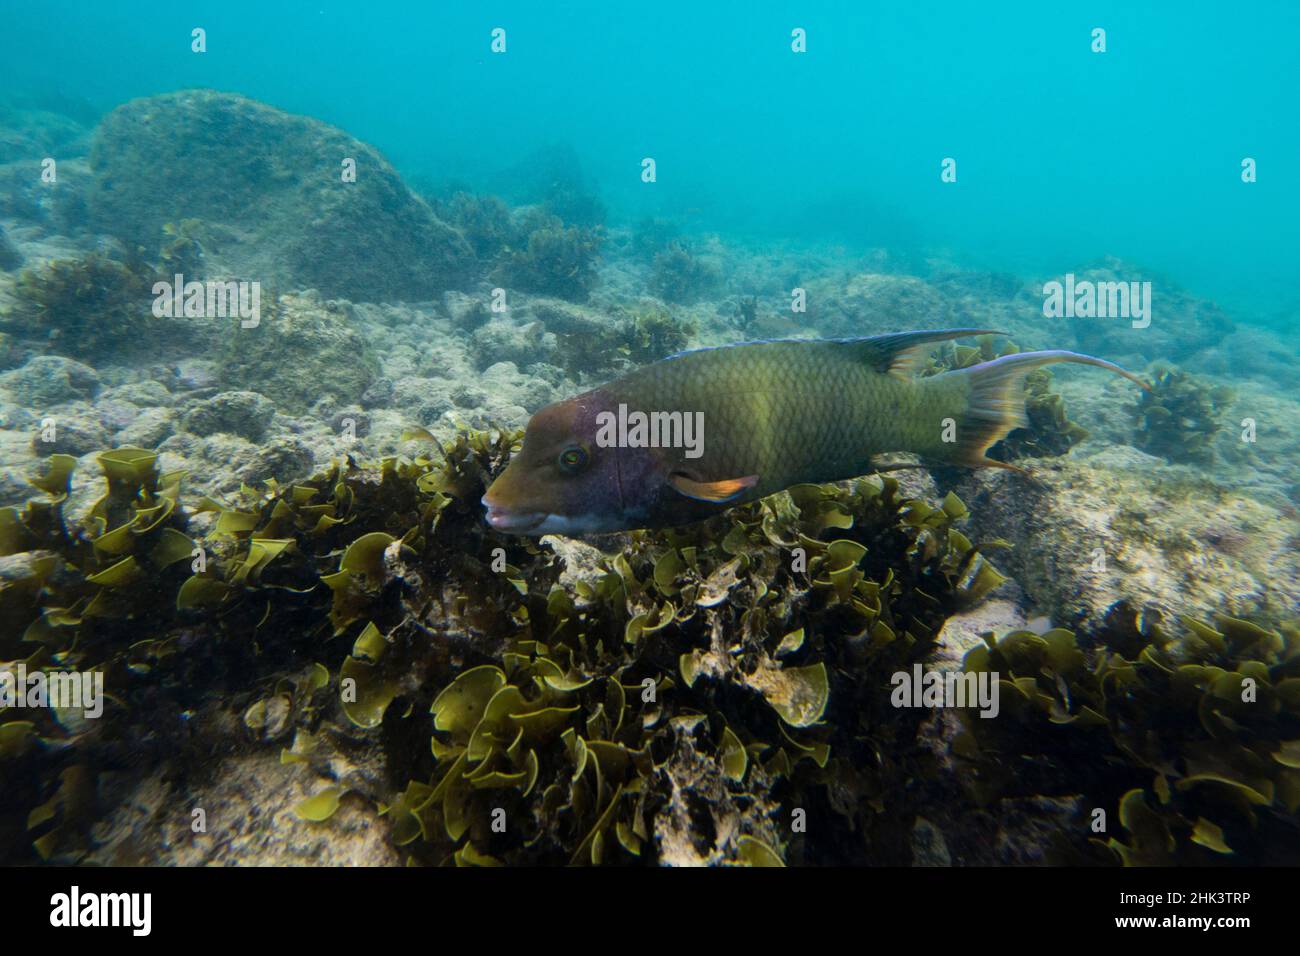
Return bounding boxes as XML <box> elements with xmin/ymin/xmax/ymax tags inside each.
<box><xmin>846</xmin><ymin>329</ymin><xmax>1005</xmax><ymax>380</ymax></box>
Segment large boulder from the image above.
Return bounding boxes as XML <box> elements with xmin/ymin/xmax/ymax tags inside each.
<box><xmin>85</xmin><ymin>90</ymin><xmax>474</xmax><ymax>302</ymax></box>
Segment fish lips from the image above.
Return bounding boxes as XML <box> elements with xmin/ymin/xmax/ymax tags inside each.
<box><xmin>481</xmin><ymin>496</ymin><xmax>546</xmax><ymax>534</ymax></box>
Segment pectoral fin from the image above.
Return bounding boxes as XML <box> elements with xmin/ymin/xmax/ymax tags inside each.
<box><xmin>668</xmin><ymin>473</ymin><xmax>759</xmax><ymax>503</ymax></box>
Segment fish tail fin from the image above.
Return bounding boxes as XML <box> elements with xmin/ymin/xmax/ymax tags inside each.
<box><xmin>938</xmin><ymin>350</ymin><xmax>1149</xmax><ymax>469</ymax></box>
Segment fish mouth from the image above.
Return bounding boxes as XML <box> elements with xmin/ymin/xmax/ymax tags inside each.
<box><xmin>481</xmin><ymin>496</ymin><xmax>545</xmax><ymax>534</ymax></box>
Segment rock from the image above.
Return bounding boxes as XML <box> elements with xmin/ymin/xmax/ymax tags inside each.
<box><xmin>481</xmin><ymin>361</ymin><xmax>554</xmax><ymax>412</ymax></box>
<box><xmin>1</xmin><ymin>355</ymin><xmax>100</xmax><ymax>406</ymax></box>
<box><xmin>391</xmin><ymin>376</ymin><xmax>455</xmax><ymax>423</ymax></box>
<box><xmin>214</xmin><ymin>292</ymin><xmax>380</xmax><ymax>414</ymax></box>
<box><xmin>0</xmin><ymin>405</ymin><xmax>36</xmax><ymax>430</ymax></box>
<box><xmin>837</xmin><ymin>274</ymin><xmax>951</xmax><ymax>337</ymax></box>
<box><xmin>443</xmin><ymin>290</ymin><xmax>490</xmax><ymax>331</ymax></box>
<box><xmin>0</xmin><ymin>470</ymin><xmax>33</xmax><ymax>507</ymax></box>
<box><xmin>0</xmin><ymin>332</ymin><xmax>25</xmax><ymax>372</ymax></box>
<box><xmin>173</xmin><ymin>359</ymin><xmax>219</xmax><ymax>390</ymax></box>
<box><xmin>183</xmin><ymin>390</ymin><xmax>277</xmax><ymax>441</ymax></box>
<box><xmin>0</xmin><ymin>154</ymin><xmax>93</xmax><ymax>231</ymax></box>
<box><xmin>95</xmin><ymin>398</ymin><xmax>139</xmax><ymax>433</ymax></box>
<box><xmin>910</xmin><ymin>817</ymin><xmax>953</xmax><ymax>866</ymax></box>
<box><xmin>359</xmin><ymin>377</ymin><xmax>394</xmax><ymax>409</ymax></box>
<box><xmin>469</xmin><ymin>319</ymin><xmax>552</xmax><ymax>371</ymax></box>
<box><xmin>85</xmin><ymin>752</ymin><xmax>402</xmax><ymax>867</ymax></box>
<box><xmin>85</xmin><ymin>90</ymin><xmax>474</xmax><ymax>301</ymax></box>
<box><xmin>329</xmin><ymin>407</ymin><xmax>370</xmax><ymax>438</ymax></box>
<box><xmin>115</xmin><ymin>407</ymin><xmax>174</xmax><ymax>448</ymax></box>
<box><xmin>1058</xmin><ymin>257</ymin><xmax>1235</xmax><ymax>364</ymax></box>
<box><xmin>956</xmin><ymin>452</ymin><xmax>1300</xmax><ymax>640</ymax></box>
<box><xmin>29</xmin><ymin>414</ymin><xmax>108</xmax><ymax>456</ymax></box>
<box><xmin>0</xmin><ymin>101</ymin><xmax>88</xmax><ymax>165</ymax></box>
<box><xmin>450</xmin><ymin>383</ymin><xmax>487</xmax><ymax>408</ymax></box>
<box><xmin>237</xmin><ymin>436</ymin><xmax>315</xmax><ymax>484</ymax></box>
<box><xmin>104</xmin><ymin>380</ymin><xmax>171</xmax><ymax>406</ymax></box>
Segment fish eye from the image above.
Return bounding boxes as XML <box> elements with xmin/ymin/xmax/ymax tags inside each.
<box><xmin>557</xmin><ymin>445</ymin><xmax>589</xmax><ymax>474</ymax></box>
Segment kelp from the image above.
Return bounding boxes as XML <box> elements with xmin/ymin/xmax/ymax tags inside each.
<box><xmin>2</xmin><ymin>420</ymin><xmax>1010</xmax><ymax>865</ymax></box>
<box><xmin>5</xmin><ymin>422</ymin><xmax>1292</xmax><ymax>866</ymax></box>
<box><xmin>954</xmin><ymin>609</ymin><xmax>1300</xmax><ymax>865</ymax></box>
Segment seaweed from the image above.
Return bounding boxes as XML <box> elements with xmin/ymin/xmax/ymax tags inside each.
<box><xmin>493</xmin><ymin>210</ymin><xmax>604</xmax><ymax>301</ymax></box>
<box><xmin>10</xmin><ymin>251</ymin><xmax>157</xmax><ymax>359</ymax></box>
<box><xmin>1129</xmin><ymin>364</ymin><xmax>1233</xmax><ymax>464</ymax></box>
<box><xmin>630</xmin><ymin>217</ymin><xmax>681</xmax><ymax>259</ymax></box>
<box><xmin>533</xmin><ymin>300</ymin><xmax>695</xmax><ymax>377</ymax></box>
<box><xmin>625</xmin><ymin>303</ymin><xmax>696</xmax><ymax>364</ymax></box>
<box><xmin>954</xmin><ymin>609</ymin><xmax>1300</xmax><ymax>865</ymax></box>
<box><xmin>5</xmin><ymin>421</ymin><xmax>1293</xmax><ymax>866</ymax></box>
<box><xmin>735</xmin><ymin>295</ymin><xmax>758</xmax><ymax>332</ymax></box>
<box><xmin>648</xmin><ymin>240</ymin><xmax>721</xmax><ymax>305</ymax></box>
<box><xmin>2</xmin><ymin>421</ymin><xmax>1005</xmax><ymax>865</ymax></box>
<box><xmin>436</xmin><ymin>192</ymin><xmax>516</xmax><ymax>261</ymax></box>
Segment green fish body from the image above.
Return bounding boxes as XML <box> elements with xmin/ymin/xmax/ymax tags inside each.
<box><xmin>482</xmin><ymin>329</ymin><xmax>1147</xmax><ymax>535</ymax></box>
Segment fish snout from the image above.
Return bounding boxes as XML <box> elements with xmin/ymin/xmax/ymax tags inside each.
<box><xmin>481</xmin><ymin>493</ymin><xmax>544</xmax><ymax>534</ymax></box>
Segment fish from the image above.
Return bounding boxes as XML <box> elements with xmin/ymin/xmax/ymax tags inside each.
<box><xmin>481</xmin><ymin>329</ymin><xmax>1149</xmax><ymax>535</ymax></box>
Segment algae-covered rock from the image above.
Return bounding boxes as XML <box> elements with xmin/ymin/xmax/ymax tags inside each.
<box><xmin>1</xmin><ymin>354</ymin><xmax>100</xmax><ymax>406</ymax></box>
<box><xmin>958</xmin><ymin>448</ymin><xmax>1300</xmax><ymax>639</ymax></box>
<box><xmin>27</xmin><ymin>413</ymin><xmax>107</xmax><ymax>456</ymax></box>
<box><xmin>522</xmin><ymin>296</ymin><xmax>695</xmax><ymax>378</ymax></box>
<box><xmin>235</xmin><ymin>436</ymin><xmax>315</xmax><ymax>484</ymax></box>
<box><xmin>85</xmin><ymin>90</ymin><xmax>474</xmax><ymax>301</ymax></box>
<box><xmin>114</xmin><ymin>407</ymin><xmax>174</xmax><ymax>449</ymax></box>
<box><xmin>85</xmin><ymin>751</ymin><xmax>402</xmax><ymax>867</ymax></box>
<box><xmin>182</xmin><ymin>390</ymin><xmax>277</xmax><ymax>441</ymax></box>
<box><xmin>214</xmin><ymin>292</ymin><xmax>380</xmax><ymax>414</ymax></box>
<box><xmin>0</xmin><ymin>94</ymin><xmax>91</xmax><ymax>165</ymax></box>
<box><xmin>837</xmin><ymin>273</ymin><xmax>951</xmax><ymax>337</ymax></box>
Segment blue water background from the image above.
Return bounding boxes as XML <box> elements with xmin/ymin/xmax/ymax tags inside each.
<box><xmin>2</xmin><ymin>0</ymin><xmax>1296</xmax><ymax>322</ymax></box>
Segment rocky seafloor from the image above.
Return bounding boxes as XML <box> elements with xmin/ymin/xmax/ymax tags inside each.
<box><xmin>0</xmin><ymin>90</ymin><xmax>1297</xmax><ymax>866</ymax></box>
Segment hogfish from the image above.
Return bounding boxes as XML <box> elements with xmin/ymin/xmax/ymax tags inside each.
<box><xmin>481</xmin><ymin>329</ymin><xmax>1147</xmax><ymax>535</ymax></box>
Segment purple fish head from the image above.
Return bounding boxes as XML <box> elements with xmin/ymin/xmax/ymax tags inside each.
<box><xmin>482</xmin><ymin>391</ymin><xmax>660</xmax><ymax>535</ymax></box>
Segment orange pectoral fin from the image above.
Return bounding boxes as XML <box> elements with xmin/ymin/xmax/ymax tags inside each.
<box><xmin>668</xmin><ymin>473</ymin><xmax>759</xmax><ymax>504</ymax></box>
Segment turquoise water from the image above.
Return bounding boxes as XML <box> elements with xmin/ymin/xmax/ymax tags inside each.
<box><xmin>3</xmin><ymin>1</ymin><xmax>1300</xmax><ymax>874</ymax></box>
<box><xmin>3</xmin><ymin>0</ymin><xmax>1297</xmax><ymax>320</ymax></box>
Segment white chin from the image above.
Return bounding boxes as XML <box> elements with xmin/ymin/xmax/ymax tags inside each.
<box><xmin>531</xmin><ymin>513</ymin><xmax>614</xmax><ymax>536</ymax></box>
